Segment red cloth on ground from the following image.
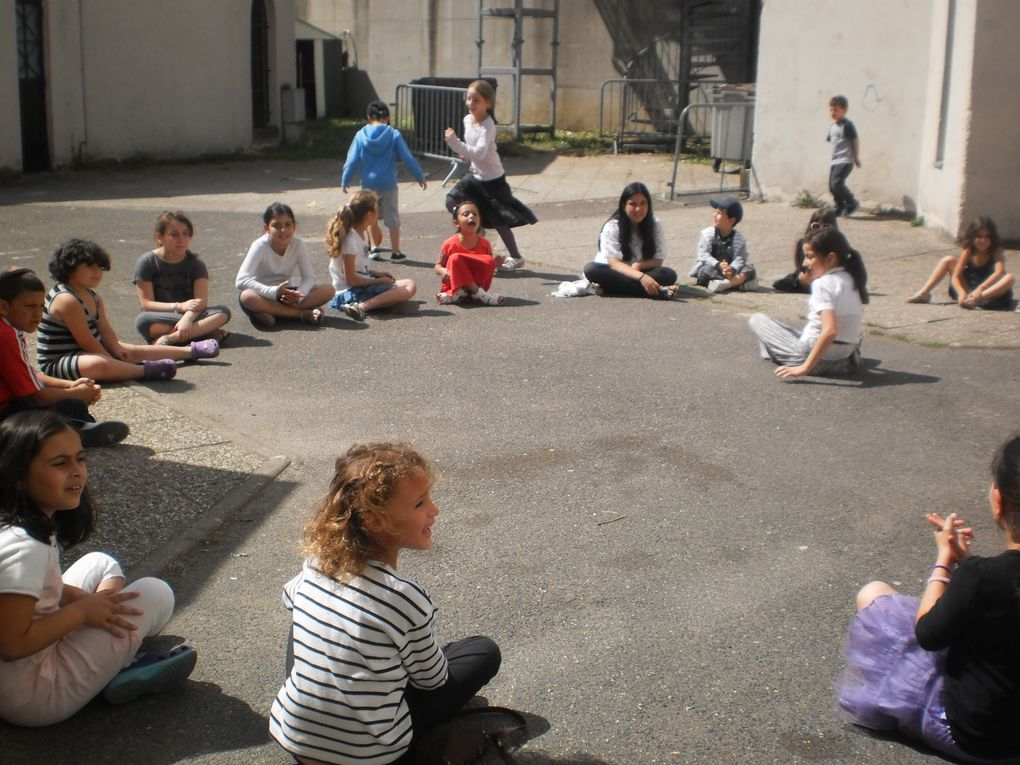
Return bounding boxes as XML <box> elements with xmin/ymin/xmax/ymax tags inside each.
<box><xmin>437</xmin><ymin>234</ymin><xmax>495</xmax><ymax>296</ymax></box>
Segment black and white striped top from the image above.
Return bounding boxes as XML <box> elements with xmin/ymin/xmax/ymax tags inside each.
<box><xmin>269</xmin><ymin>560</ymin><xmax>448</xmax><ymax>765</ymax></box>
<box><xmin>36</xmin><ymin>284</ymin><xmax>102</xmax><ymax>366</ymax></box>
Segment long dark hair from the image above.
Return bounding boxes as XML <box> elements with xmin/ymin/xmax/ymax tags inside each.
<box><xmin>0</xmin><ymin>411</ymin><xmax>95</xmax><ymax>548</ymax></box>
<box><xmin>793</xmin><ymin>208</ymin><xmax>839</xmax><ymax>269</ymax></box>
<box><xmin>993</xmin><ymin>435</ymin><xmax>1020</xmax><ymax>536</ymax></box>
<box><xmin>962</xmin><ymin>216</ymin><xmax>1001</xmax><ymax>256</ymax></box>
<box><xmin>804</xmin><ymin>227</ymin><xmax>869</xmax><ymax>304</ymax></box>
<box><xmin>606</xmin><ymin>182</ymin><xmax>656</xmax><ymax>262</ymax></box>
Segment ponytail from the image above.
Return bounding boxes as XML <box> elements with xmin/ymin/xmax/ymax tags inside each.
<box><xmin>326</xmin><ymin>190</ymin><xmax>380</xmax><ymax>258</ymax></box>
<box><xmin>805</xmin><ymin>227</ymin><xmax>869</xmax><ymax>304</ymax></box>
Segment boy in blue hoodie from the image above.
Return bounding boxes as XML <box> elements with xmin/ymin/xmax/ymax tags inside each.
<box><xmin>341</xmin><ymin>100</ymin><xmax>427</xmax><ymax>260</ymax></box>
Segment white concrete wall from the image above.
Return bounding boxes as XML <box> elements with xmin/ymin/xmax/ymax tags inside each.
<box><xmin>753</xmin><ymin>0</ymin><xmax>934</xmax><ymax>210</ymax></box>
<box><xmin>0</xmin><ymin>0</ymin><xmax>298</xmax><ymax>168</ymax></box>
<box><xmin>298</xmin><ymin>0</ymin><xmax>618</xmax><ymax>130</ymax></box>
<box><xmin>957</xmin><ymin>0</ymin><xmax>1020</xmax><ymax>239</ymax></box>
<box><xmin>0</xmin><ymin>2</ymin><xmax>21</xmax><ymax>172</ymax></box>
<box><xmin>915</xmin><ymin>0</ymin><xmax>969</xmax><ymax>238</ymax></box>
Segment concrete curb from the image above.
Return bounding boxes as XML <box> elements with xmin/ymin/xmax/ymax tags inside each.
<box><xmin>129</xmin><ymin>453</ymin><xmax>291</xmax><ymax>582</ymax></box>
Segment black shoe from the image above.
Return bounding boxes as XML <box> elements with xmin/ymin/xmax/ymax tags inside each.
<box><xmin>844</xmin><ymin>200</ymin><xmax>860</xmax><ymax>216</ymax></box>
<box><xmin>390</xmin><ymin>251</ymin><xmax>406</xmax><ymax>260</ymax></box>
<box><xmin>78</xmin><ymin>420</ymin><xmax>130</xmax><ymax>448</ymax></box>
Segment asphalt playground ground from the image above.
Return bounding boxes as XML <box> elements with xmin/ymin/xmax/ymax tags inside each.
<box><xmin>0</xmin><ymin>153</ymin><xmax>1017</xmax><ymax>765</ymax></box>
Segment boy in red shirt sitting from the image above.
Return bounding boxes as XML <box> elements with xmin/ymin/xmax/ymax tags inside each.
<box><xmin>0</xmin><ymin>268</ymin><xmax>127</xmax><ymax>446</ymax></box>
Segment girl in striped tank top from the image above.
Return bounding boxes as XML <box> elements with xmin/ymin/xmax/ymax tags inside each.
<box><xmin>270</xmin><ymin>443</ymin><xmax>501</xmax><ymax>765</ymax></box>
<box><xmin>36</xmin><ymin>239</ymin><xmax>220</xmax><ymax>382</ymax></box>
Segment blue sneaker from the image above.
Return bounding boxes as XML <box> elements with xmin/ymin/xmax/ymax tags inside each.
<box><xmin>103</xmin><ymin>643</ymin><xmax>197</xmax><ymax>705</ymax></box>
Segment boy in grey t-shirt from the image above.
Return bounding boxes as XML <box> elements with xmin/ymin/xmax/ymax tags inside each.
<box><xmin>827</xmin><ymin>95</ymin><xmax>861</xmax><ymax>217</ymax></box>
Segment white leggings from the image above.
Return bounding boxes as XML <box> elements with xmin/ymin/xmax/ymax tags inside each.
<box><xmin>0</xmin><ymin>552</ymin><xmax>174</xmax><ymax>727</ymax></box>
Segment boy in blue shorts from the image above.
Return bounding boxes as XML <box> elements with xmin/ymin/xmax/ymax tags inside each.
<box><xmin>341</xmin><ymin>100</ymin><xmax>427</xmax><ymax>261</ymax></box>
<box><xmin>827</xmin><ymin>95</ymin><xmax>861</xmax><ymax>216</ymax></box>
<box><xmin>0</xmin><ymin>267</ymin><xmax>128</xmax><ymax>446</ymax></box>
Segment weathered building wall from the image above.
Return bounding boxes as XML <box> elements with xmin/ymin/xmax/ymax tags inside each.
<box><xmin>0</xmin><ymin>0</ymin><xmax>297</xmax><ymax>169</ymax></box>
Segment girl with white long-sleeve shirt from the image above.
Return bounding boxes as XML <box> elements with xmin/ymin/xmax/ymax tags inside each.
<box><xmin>235</xmin><ymin>202</ymin><xmax>332</xmax><ymax>328</ymax></box>
<box><xmin>443</xmin><ymin>80</ymin><xmax>536</xmax><ymax>271</ymax></box>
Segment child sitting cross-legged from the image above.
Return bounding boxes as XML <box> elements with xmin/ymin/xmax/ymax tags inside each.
<box><xmin>689</xmin><ymin>198</ymin><xmax>757</xmax><ymax>293</ymax></box>
<box><xmin>269</xmin><ymin>442</ymin><xmax>501</xmax><ymax>764</ymax></box>
<box><xmin>434</xmin><ymin>201</ymin><xmax>505</xmax><ymax>306</ymax></box>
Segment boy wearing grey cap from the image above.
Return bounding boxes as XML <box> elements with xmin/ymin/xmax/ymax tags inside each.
<box><xmin>689</xmin><ymin>198</ymin><xmax>757</xmax><ymax>293</ymax></box>
<box><xmin>341</xmin><ymin>99</ymin><xmax>427</xmax><ymax>261</ymax></box>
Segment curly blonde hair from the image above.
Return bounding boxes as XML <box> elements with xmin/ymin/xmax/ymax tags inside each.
<box><xmin>304</xmin><ymin>442</ymin><xmax>433</xmax><ymax>578</ymax></box>
<box><xmin>326</xmin><ymin>190</ymin><xmax>380</xmax><ymax>259</ymax></box>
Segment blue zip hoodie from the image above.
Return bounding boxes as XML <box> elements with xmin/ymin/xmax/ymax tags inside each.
<box><xmin>341</xmin><ymin>123</ymin><xmax>425</xmax><ymax>191</ymax></box>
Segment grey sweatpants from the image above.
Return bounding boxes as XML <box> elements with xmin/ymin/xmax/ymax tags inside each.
<box><xmin>748</xmin><ymin>313</ymin><xmax>860</xmax><ymax>375</ymax></box>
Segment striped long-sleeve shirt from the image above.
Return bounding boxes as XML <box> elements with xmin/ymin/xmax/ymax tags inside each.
<box><xmin>269</xmin><ymin>560</ymin><xmax>448</xmax><ymax>765</ymax></box>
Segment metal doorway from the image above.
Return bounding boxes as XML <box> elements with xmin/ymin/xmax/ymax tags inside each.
<box><xmin>251</xmin><ymin>0</ymin><xmax>270</xmax><ymax>128</ymax></box>
<box><xmin>16</xmin><ymin>0</ymin><xmax>50</xmax><ymax>172</ymax></box>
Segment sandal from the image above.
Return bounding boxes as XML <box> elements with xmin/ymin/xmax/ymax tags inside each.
<box><xmin>300</xmin><ymin>308</ymin><xmax>324</xmax><ymax>325</ymax></box>
<box><xmin>473</xmin><ymin>289</ymin><xmax>505</xmax><ymax>306</ymax></box>
<box><xmin>906</xmin><ymin>291</ymin><xmax>931</xmax><ymax>304</ymax></box>
<box><xmin>212</xmin><ymin>329</ymin><xmax>231</xmax><ymax>345</ymax></box>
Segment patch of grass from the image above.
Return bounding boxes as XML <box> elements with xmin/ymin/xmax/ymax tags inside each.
<box><xmin>792</xmin><ymin>188</ymin><xmax>825</xmax><ymax>208</ymax></box>
<box><xmin>911</xmin><ymin>216</ymin><xmax>925</xmax><ymax>227</ymax></box>
<box><xmin>200</xmin><ymin>530</ymin><xmax>223</xmax><ymax>547</ymax></box>
<box><xmin>258</xmin><ymin>118</ymin><xmax>361</xmax><ymax>161</ymax></box>
<box><xmin>498</xmin><ymin>130</ymin><xmax>607</xmax><ymax>157</ymax></box>
<box><xmin>867</xmin><ymin>325</ymin><xmax>911</xmax><ymax>343</ymax></box>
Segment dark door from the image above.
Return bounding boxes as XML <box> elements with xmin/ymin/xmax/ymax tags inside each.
<box><xmin>16</xmin><ymin>0</ymin><xmax>50</xmax><ymax>172</ymax></box>
<box><xmin>251</xmin><ymin>0</ymin><xmax>270</xmax><ymax>128</ymax></box>
<box><xmin>296</xmin><ymin>40</ymin><xmax>317</xmax><ymax>119</ymax></box>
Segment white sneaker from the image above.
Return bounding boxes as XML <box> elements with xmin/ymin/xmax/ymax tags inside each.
<box><xmin>707</xmin><ymin>279</ymin><xmax>730</xmax><ymax>293</ymax></box>
<box><xmin>369</xmin><ymin>247</ymin><xmax>383</xmax><ymax>261</ymax></box>
<box><xmin>500</xmin><ymin>257</ymin><xmax>525</xmax><ymax>271</ymax></box>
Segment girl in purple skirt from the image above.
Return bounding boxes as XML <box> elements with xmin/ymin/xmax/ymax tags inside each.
<box><xmin>838</xmin><ymin>434</ymin><xmax>1020</xmax><ymax>762</ymax></box>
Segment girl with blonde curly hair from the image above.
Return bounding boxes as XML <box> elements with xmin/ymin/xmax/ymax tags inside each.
<box><xmin>270</xmin><ymin>443</ymin><xmax>501</xmax><ymax>765</ymax></box>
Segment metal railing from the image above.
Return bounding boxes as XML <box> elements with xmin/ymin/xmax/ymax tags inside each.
<box><xmin>598</xmin><ymin>79</ymin><xmax>681</xmax><ymax>151</ymax></box>
<box><xmin>393</xmin><ymin>83</ymin><xmax>467</xmax><ymax>186</ymax></box>
<box><xmin>668</xmin><ymin>99</ymin><xmax>762</xmax><ymax>201</ymax></box>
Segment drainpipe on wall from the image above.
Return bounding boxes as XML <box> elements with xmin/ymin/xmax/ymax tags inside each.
<box><xmin>75</xmin><ymin>0</ymin><xmax>88</xmax><ymax>165</ymax></box>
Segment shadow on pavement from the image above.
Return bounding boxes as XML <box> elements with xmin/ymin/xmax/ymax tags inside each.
<box><xmin>61</xmin><ymin>441</ymin><xmax>273</xmax><ymax>573</ymax></box>
<box><xmin>0</xmin><ymin>678</ymin><xmax>270</xmax><ymax>764</ymax></box>
<box><xmin>787</xmin><ymin>357</ymin><xmax>940</xmax><ymax>388</ymax></box>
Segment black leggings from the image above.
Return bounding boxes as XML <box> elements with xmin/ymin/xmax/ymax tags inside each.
<box><xmin>583</xmin><ymin>262</ymin><xmax>677</xmax><ymax>298</ymax></box>
<box><xmin>284</xmin><ymin>631</ymin><xmax>501</xmax><ymax>764</ymax></box>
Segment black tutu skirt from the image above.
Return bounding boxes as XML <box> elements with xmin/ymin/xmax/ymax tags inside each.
<box><xmin>445</xmin><ymin>175</ymin><xmax>537</xmax><ymax>230</ymax></box>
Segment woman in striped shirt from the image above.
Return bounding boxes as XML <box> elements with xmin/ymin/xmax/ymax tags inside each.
<box><xmin>270</xmin><ymin>443</ymin><xmax>501</xmax><ymax>765</ymax></box>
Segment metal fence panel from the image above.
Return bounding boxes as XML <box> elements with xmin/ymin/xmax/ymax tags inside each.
<box><xmin>394</xmin><ymin>83</ymin><xmax>475</xmax><ymax>186</ymax></box>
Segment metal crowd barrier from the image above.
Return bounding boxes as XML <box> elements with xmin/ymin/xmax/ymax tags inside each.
<box><xmin>668</xmin><ymin>99</ymin><xmax>762</xmax><ymax>201</ymax></box>
<box><xmin>598</xmin><ymin>78</ymin><xmax>682</xmax><ymax>153</ymax></box>
<box><xmin>393</xmin><ymin>83</ymin><xmax>468</xmax><ymax>186</ymax></box>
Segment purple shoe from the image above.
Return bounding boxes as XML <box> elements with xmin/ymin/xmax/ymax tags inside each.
<box><xmin>189</xmin><ymin>339</ymin><xmax>220</xmax><ymax>359</ymax></box>
<box><xmin>143</xmin><ymin>359</ymin><xmax>177</xmax><ymax>380</ymax></box>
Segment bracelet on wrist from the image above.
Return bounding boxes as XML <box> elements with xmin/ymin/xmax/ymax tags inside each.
<box><xmin>927</xmin><ymin>574</ymin><xmax>951</xmax><ymax>585</ymax></box>
<box><xmin>931</xmin><ymin>563</ymin><xmax>952</xmax><ymax>575</ymax></box>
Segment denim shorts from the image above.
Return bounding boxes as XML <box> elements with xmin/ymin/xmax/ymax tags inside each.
<box><xmin>330</xmin><ymin>283</ymin><xmax>391</xmax><ymax>309</ymax></box>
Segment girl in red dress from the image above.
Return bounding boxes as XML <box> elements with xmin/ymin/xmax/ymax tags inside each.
<box><xmin>434</xmin><ymin>201</ymin><xmax>505</xmax><ymax>306</ymax></box>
